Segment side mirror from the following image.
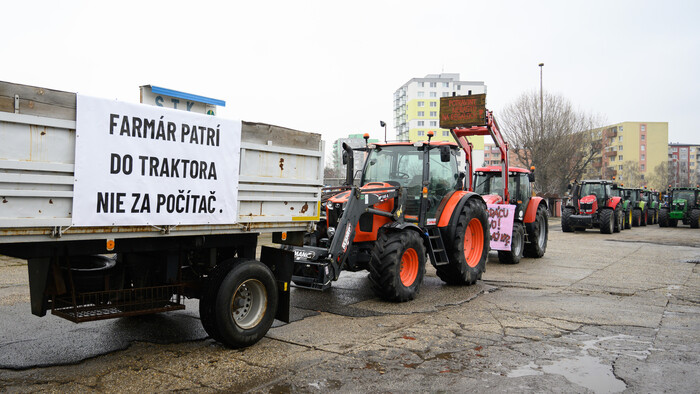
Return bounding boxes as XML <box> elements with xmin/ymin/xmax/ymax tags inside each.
<box><xmin>440</xmin><ymin>146</ymin><xmax>451</xmax><ymax>162</ymax></box>
<box><xmin>528</xmin><ymin>172</ymin><xmax>535</xmax><ymax>182</ymax></box>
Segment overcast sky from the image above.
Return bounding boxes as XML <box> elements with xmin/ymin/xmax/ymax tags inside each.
<box><xmin>4</xmin><ymin>0</ymin><xmax>699</xmax><ymax>149</ymax></box>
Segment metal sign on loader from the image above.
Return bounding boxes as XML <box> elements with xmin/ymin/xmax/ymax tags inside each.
<box><xmin>439</xmin><ymin>93</ymin><xmax>487</xmax><ymax>129</ymax></box>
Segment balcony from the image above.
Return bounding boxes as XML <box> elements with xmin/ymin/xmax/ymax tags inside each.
<box><xmin>604</xmin><ymin>127</ymin><xmax>618</xmax><ymax>138</ymax></box>
<box><xmin>593</xmin><ymin>160</ymin><xmax>603</xmax><ymax>168</ymax></box>
<box><xmin>604</xmin><ymin>149</ymin><xmax>617</xmax><ymax>157</ymax></box>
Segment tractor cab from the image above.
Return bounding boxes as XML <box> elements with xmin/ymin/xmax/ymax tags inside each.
<box><xmin>474</xmin><ymin>166</ymin><xmax>532</xmax><ymax>219</ymax></box>
<box><xmin>575</xmin><ymin>181</ymin><xmax>612</xmax><ymax>214</ymax></box>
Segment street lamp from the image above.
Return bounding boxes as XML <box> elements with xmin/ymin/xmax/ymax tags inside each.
<box><xmin>539</xmin><ymin>63</ymin><xmax>544</xmax><ymax>136</ymax></box>
<box><xmin>380</xmin><ymin>120</ymin><xmax>387</xmax><ymax>143</ymax></box>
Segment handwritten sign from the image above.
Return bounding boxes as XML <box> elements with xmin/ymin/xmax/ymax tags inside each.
<box><xmin>487</xmin><ymin>204</ymin><xmax>516</xmax><ymax>251</ymax></box>
<box><xmin>72</xmin><ymin>95</ymin><xmax>241</xmax><ymax>226</ymax></box>
<box><xmin>439</xmin><ymin>94</ymin><xmax>486</xmax><ymax>129</ymax></box>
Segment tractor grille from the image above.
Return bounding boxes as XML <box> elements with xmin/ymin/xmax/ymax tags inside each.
<box><xmin>326</xmin><ymin>203</ymin><xmax>343</xmax><ymax>228</ymax></box>
<box><xmin>580</xmin><ymin>203</ymin><xmax>594</xmax><ymax>214</ymax></box>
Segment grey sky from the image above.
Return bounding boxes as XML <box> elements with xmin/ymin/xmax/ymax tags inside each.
<box><xmin>4</xmin><ymin>0</ymin><xmax>699</xmax><ymax>148</ymax></box>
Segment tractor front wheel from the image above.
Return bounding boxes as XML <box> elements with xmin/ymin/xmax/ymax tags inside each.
<box><xmin>659</xmin><ymin>208</ymin><xmax>670</xmax><ymax>227</ymax></box>
<box><xmin>369</xmin><ymin>230</ymin><xmax>426</xmax><ymax>302</ymax></box>
<box><xmin>690</xmin><ymin>209</ymin><xmax>700</xmax><ymax>229</ymax></box>
<box><xmin>632</xmin><ymin>209</ymin><xmax>641</xmax><ymax>227</ymax></box>
<box><xmin>561</xmin><ymin>207</ymin><xmax>575</xmax><ymax>233</ymax></box>
<box><xmin>600</xmin><ymin>208</ymin><xmax>614</xmax><ymax>234</ymax></box>
<box><xmin>613</xmin><ymin>206</ymin><xmax>622</xmax><ymax>233</ymax></box>
<box><xmin>498</xmin><ymin>222</ymin><xmax>525</xmax><ymax>264</ymax></box>
<box><xmin>437</xmin><ymin>198</ymin><xmax>489</xmax><ymax>285</ymax></box>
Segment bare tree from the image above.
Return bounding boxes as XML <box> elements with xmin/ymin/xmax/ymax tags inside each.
<box><xmin>498</xmin><ymin>91</ymin><xmax>604</xmax><ymax>195</ymax></box>
<box><xmin>646</xmin><ymin>161</ymin><xmax>671</xmax><ymax>191</ymax></box>
<box><xmin>619</xmin><ymin>161</ymin><xmax>644</xmax><ymax>188</ymax></box>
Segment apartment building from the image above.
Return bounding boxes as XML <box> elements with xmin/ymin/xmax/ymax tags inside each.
<box><xmin>669</xmin><ymin>143</ymin><xmax>700</xmax><ymax>187</ymax></box>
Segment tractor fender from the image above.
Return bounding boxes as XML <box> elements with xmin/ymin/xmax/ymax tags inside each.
<box><xmin>437</xmin><ymin>191</ymin><xmax>486</xmax><ymax>242</ymax></box>
<box><xmin>606</xmin><ymin>196</ymin><xmax>622</xmax><ymax>210</ymax></box>
<box><xmin>378</xmin><ymin>222</ymin><xmax>427</xmax><ymax>242</ymax></box>
<box><xmin>523</xmin><ymin>197</ymin><xmax>547</xmax><ymax>223</ymax></box>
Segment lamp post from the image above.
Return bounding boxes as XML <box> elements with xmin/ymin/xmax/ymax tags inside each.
<box><xmin>380</xmin><ymin>120</ymin><xmax>387</xmax><ymax>143</ymax></box>
<box><xmin>538</xmin><ymin>63</ymin><xmax>544</xmax><ymax>136</ymax></box>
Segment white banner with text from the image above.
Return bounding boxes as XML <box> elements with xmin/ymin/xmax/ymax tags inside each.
<box><xmin>72</xmin><ymin>95</ymin><xmax>241</xmax><ymax>226</ymax></box>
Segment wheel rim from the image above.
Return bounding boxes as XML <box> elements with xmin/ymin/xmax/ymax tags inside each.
<box><xmin>536</xmin><ymin>214</ymin><xmax>546</xmax><ymax>246</ymax></box>
<box><xmin>230</xmin><ymin>279</ymin><xmax>267</xmax><ymax>330</ymax></box>
<box><xmin>399</xmin><ymin>247</ymin><xmax>419</xmax><ymax>287</ymax></box>
<box><xmin>513</xmin><ymin>226</ymin><xmax>523</xmax><ymax>255</ymax></box>
<box><xmin>464</xmin><ymin>218</ymin><xmax>484</xmax><ymax>268</ymax></box>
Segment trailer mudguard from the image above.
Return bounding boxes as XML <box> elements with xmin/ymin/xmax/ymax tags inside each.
<box><xmin>523</xmin><ymin>197</ymin><xmax>547</xmax><ymax>223</ymax></box>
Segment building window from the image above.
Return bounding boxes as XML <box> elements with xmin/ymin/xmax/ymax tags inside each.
<box><xmin>418</xmin><ymin>101</ymin><xmax>425</xmax><ymax>107</ymax></box>
<box><xmin>484</xmin><ymin>153</ymin><xmax>490</xmax><ymax>158</ymax></box>
<box><xmin>641</xmin><ymin>134</ymin><xmax>645</xmax><ymax>141</ymax></box>
<box><xmin>618</xmin><ymin>155</ymin><xmax>623</xmax><ymax>161</ymax></box>
<box><xmin>640</xmin><ymin>174</ymin><xmax>645</xmax><ymax>180</ymax></box>
<box><xmin>618</xmin><ymin>145</ymin><xmax>623</xmax><ymax>151</ymax></box>
<box><xmin>619</xmin><ymin>165</ymin><xmax>623</xmax><ymax>170</ymax></box>
<box><xmin>641</xmin><ymin>145</ymin><xmax>645</xmax><ymax>151</ymax></box>
<box><xmin>618</xmin><ymin>136</ymin><xmax>623</xmax><ymax>142</ymax></box>
<box><xmin>418</xmin><ymin>111</ymin><xmax>424</xmax><ymax>117</ymax></box>
<box><xmin>430</xmin><ymin>92</ymin><xmax>437</xmax><ymax>98</ymax></box>
<box><xmin>418</xmin><ymin>91</ymin><xmax>425</xmax><ymax>98</ymax></box>
<box><xmin>442</xmin><ymin>130</ymin><xmax>449</xmax><ymax>137</ymax></box>
<box><xmin>417</xmin><ymin>121</ymin><xmax>424</xmax><ymax>126</ymax></box>
<box><xmin>429</xmin><ymin>82</ymin><xmax>437</xmax><ymax>88</ymax></box>
<box><xmin>641</xmin><ymin>125</ymin><xmax>646</xmax><ymax>132</ymax></box>
<box><xmin>430</xmin><ymin>121</ymin><xmax>437</xmax><ymax>127</ymax></box>
<box><xmin>417</xmin><ymin>130</ymin><xmax>425</xmax><ymax>137</ymax></box>
<box><xmin>457</xmin><ymin>85</ymin><xmax>461</xmax><ymax>90</ymax></box>
<box><xmin>442</xmin><ymin>92</ymin><xmax>450</xmax><ymax>97</ymax></box>
<box><xmin>430</xmin><ymin>111</ymin><xmax>437</xmax><ymax>117</ymax></box>
<box><xmin>641</xmin><ymin>154</ymin><xmax>645</xmax><ymax>160</ymax></box>
<box><xmin>443</xmin><ymin>82</ymin><xmax>449</xmax><ymax>87</ymax></box>
<box><xmin>610</xmin><ymin>157</ymin><xmax>615</xmax><ymax>162</ymax></box>
<box><xmin>641</xmin><ymin>164</ymin><xmax>645</xmax><ymax>171</ymax></box>
<box><xmin>619</xmin><ymin>126</ymin><xmax>624</xmax><ymax>131</ymax></box>
<box><xmin>430</xmin><ymin>102</ymin><xmax>437</xmax><ymax>107</ymax></box>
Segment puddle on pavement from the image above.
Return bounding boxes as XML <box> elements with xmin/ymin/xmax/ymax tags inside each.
<box><xmin>508</xmin><ymin>335</ymin><xmax>630</xmax><ymax>394</ymax></box>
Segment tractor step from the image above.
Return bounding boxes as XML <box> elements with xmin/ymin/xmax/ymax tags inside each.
<box><xmin>427</xmin><ymin>227</ymin><xmax>450</xmax><ymax>267</ymax></box>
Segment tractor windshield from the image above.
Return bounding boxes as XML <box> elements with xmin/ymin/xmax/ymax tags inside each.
<box><xmin>580</xmin><ymin>183</ymin><xmax>605</xmax><ymax>199</ymax></box>
<box><xmin>474</xmin><ymin>172</ymin><xmax>519</xmax><ymax>201</ymax></box>
<box><xmin>674</xmin><ymin>190</ymin><xmax>696</xmax><ymax>205</ymax></box>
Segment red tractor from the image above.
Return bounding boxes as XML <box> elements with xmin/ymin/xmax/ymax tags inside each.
<box><xmin>291</xmin><ymin>131</ymin><xmax>491</xmax><ymax>301</ymax></box>
<box><xmin>453</xmin><ymin>112</ymin><xmax>549</xmax><ymax>264</ymax></box>
<box><xmin>562</xmin><ymin>180</ymin><xmax>624</xmax><ymax>233</ymax></box>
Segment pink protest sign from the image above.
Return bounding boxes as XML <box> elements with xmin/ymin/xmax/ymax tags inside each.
<box><xmin>487</xmin><ymin>204</ymin><xmax>516</xmax><ymax>251</ymax></box>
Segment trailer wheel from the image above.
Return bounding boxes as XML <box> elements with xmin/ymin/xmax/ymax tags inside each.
<box><xmin>690</xmin><ymin>209</ymin><xmax>700</xmax><ymax>228</ymax></box>
<box><xmin>561</xmin><ymin>207</ymin><xmax>575</xmax><ymax>233</ymax></box>
<box><xmin>200</xmin><ymin>258</ymin><xmax>277</xmax><ymax>348</ymax></box>
<box><xmin>369</xmin><ymin>230</ymin><xmax>426</xmax><ymax>302</ymax></box>
<box><xmin>436</xmin><ymin>198</ymin><xmax>489</xmax><ymax>285</ymax></box>
<box><xmin>498</xmin><ymin>222</ymin><xmax>524</xmax><ymax>264</ymax></box>
<box><xmin>658</xmin><ymin>208</ymin><xmax>669</xmax><ymax>227</ymax></box>
<box><xmin>524</xmin><ymin>206</ymin><xmax>548</xmax><ymax>257</ymax></box>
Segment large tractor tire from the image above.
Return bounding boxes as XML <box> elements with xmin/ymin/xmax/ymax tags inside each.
<box><xmin>641</xmin><ymin>208</ymin><xmax>648</xmax><ymax>226</ymax></box>
<box><xmin>600</xmin><ymin>208</ymin><xmax>614</xmax><ymax>234</ymax></box>
<box><xmin>524</xmin><ymin>206</ymin><xmax>548</xmax><ymax>258</ymax></box>
<box><xmin>199</xmin><ymin>258</ymin><xmax>278</xmax><ymax>348</ymax></box>
<box><xmin>369</xmin><ymin>230</ymin><xmax>426</xmax><ymax>302</ymax></box>
<box><xmin>658</xmin><ymin>208</ymin><xmax>670</xmax><ymax>227</ymax></box>
<box><xmin>561</xmin><ymin>207</ymin><xmax>575</xmax><ymax>233</ymax></box>
<box><xmin>613</xmin><ymin>206</ymin><xmax>623</xmax><ymax>233</ymax></box>
<box><xmin>498</xmin><ymin>222</ymin><xmax>525</xmax><ymax>264</ymax></box>
<box><xmin>624</xmin><ymin>209</ymin><xmax>632</xmax><ymax>229</ymax></box>
<box><xmin>436</xmin><ymin>198</ymin><xmax>489</xmax><ymax>285</ymax></box>
<box><xmin>632</xmin><ymin>209</ymin><xmax>641</xmax><ymax>227</ymax></box>
<box><xmin>690</xmin><ymin>209</ymin><xmax>700</xmax><ymax>229</ymax></box>
<box><xmin>647</xmin><ymin>208</ymin><xmax>657</xmax><ymax>225</ymax></box>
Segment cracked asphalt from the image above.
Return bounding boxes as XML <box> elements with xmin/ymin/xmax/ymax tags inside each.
<box><xmin>1</xmin><ymin>219</ymin><xmax>699</xmax><ymax>393</ymax></box>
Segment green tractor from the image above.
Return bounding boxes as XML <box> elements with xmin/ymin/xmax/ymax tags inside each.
<box><xmin>611</xmin><ymin>184</ymin><xmax>632</xmax><ymax>229</ymax></box>
<box><xmin>622</xmin><ymin>188</ymin><xmax>648</xmax><ymax>227</ymax></box>
<box><xmin>641</xmin><ymin>189</ymin><xmax>661</xmax><ymax>225</ymax></box>
<box><xmin>659</xmin><ymin>187</ymin><xmax>700</xmax><ymax>228</ymax></box>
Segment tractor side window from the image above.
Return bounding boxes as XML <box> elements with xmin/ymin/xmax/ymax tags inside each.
<box><xmin>429</xmin><ymin>152</ymin><xmax>458</xmax><ymax>196</ymax></box>
<box><xmin>518</xmin><ymin>174</ymin><xmax>530</xmax><ymax>202</ymax></box>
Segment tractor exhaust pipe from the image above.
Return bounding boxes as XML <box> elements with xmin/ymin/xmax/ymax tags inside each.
<box><xmin>342</xmin><ymin>142</ymin><xmax>354</xmax><ymax>186</ymax></box>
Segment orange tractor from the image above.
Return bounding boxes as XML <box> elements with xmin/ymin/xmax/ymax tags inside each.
<box><xmin>291</xmin><ymin>130</ymin><xmax>491</xmax><ymax>301</ymax></box>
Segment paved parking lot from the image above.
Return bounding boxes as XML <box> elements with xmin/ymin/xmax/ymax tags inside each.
<box><xmin>1</xmin><ymin>219</ymin><xmax>699</xmax><ymax>392</ymax></box>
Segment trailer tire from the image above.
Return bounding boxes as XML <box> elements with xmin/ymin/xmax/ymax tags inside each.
<box><xmin>199</xmin><ymin>259</ymin><xmax>237</xmax><ymax>344</ymax></box>
<box><xmin>600</xmin><ymin>208</ymin><xmax>614</xmax><ymax>234</ymax></box>
<box><xmin>561</xmin><ymin>207</ymin><xmax>575</xmax><ymax>233</ymax></box>
<box><xmin>658</xmin><ymin>208</ymin><xmax>669</xmax><ymax>227</ymax></box>
<box><xmin>498</xmin><ymin>222</ymin><xmax>525</xmax><ymax>264</ymax></box>
<box><xmin>524</xmin><ymin>206</ymin><xmax>548</xmax><ymax>258</ymax></box>
<box><xmin>201</xmin><ymin>258</ymin><xmax>278</xmax><ymax>348</ymax></box>
<box><xmin>436</xmin><ymin>198</ymin><xmax>489</xmax><ymax>285</ymax></box>
<box><xmin>369</xmin><ymin>230</ymin><xmax>426</xmax><ymax>302</ymax></box>
<box><xmin>690</xmin><ymin>209</ymin><xmax>700</xmax><ymax>228</ymax></box>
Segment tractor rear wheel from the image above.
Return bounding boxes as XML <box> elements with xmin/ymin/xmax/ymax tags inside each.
<box><xmin>498</xmin><ymin>221</ymin><xmax>524</xmax><ymax>264</ymax></box>
<box><xmin>641</xmin><ymin>209</ymin><xmax>648</xmax><ymax>226</ymax></box>
<box><xmin>524</xmin><ymin>206</ymin><xmax>548</xmax><ymax>258</ymax></box>
<box><xmin>369</xmin><ymin>230</ymin><xmax>426</xmax><ymax>302</ymax></box>
<box><xmin>600</xmin><ymin>208</ymin><xmax>614</xmax><ymax>234</ymax></box>
<box><xmin>648</xmin><ymin>208</ymin><xmax>656</xmax><ymax>225</ymax></box>
<box><xmin>658</xmin><ymin>208</ymin><xmax>670</xmax><ymax>227</ymax></box>
<box><xmin>436</xmin><ymin>198</ymin><xmax>489</xmax><ymax>285</ymax></box>
<box><xmin>624</xmin><ymin>209</ymin><xmax>632</xmax><ymax>229</ymax></box>
<box><xmin>690</xmin><ymin>209</ymin><xmax>700</xmax><ymax>229</ymax></box>
<box><xmin>561</xmin><ymin>207</ymin><xmax>575</xmax><ymax>233</ymax></box>
<box><xmin>632</xmin><ymin>209</ymin><xmax>641</xmax><ymax>227</ymax></box>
